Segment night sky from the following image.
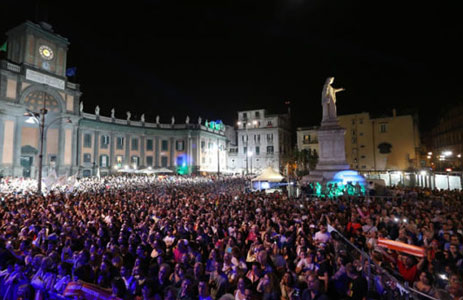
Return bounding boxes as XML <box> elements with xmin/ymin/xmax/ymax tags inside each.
<box><xmin>2</xmin><ymin>0</ymin><xmax>462</xmax><ymax>132</ymax></box>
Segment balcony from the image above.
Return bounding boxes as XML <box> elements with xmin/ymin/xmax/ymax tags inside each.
<box><xmin>302</xmin><ymin>139</ymin><xmax>318</xmax><ymax>145</ymax></box>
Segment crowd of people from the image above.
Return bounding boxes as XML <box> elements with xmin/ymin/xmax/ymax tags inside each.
<box><xmin>0</xmin><ymin>174</ymin><xmax>462</xmax><ymax>300</ymax></box>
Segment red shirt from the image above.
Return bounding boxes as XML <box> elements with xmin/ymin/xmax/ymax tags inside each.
<box><xmin>397</xmin><ymin>260</ymin><xmax>418</xmax><ymax>284</ymax></box>
<box><xmin>347</xmin><ymin>222</ymin><xmax>362</xmax><ymax>234</ymax></box>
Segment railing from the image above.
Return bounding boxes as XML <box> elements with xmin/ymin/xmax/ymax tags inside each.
<box><xmin>302</xmin><ymin>140</ymin><xmax>318</xmax><ymax>144</ymax></box>
<box><xmin>80</xmin><ymin>113</ymin><xmax>225</xmax><ymax>135</ymax></box>
<box><xmin>363</xmin><ymin>171</ymin><xmax>462</xmax><ymax>191</ymax></box>
<box><xmin>98</xmin><ymin>116</ymin><xmax>112</xmax><ymax>122</ymax></box>
<box><xmin>328</xmin><ymin>225</ymin><xmax>440</xmax><ymax>300</ymax></box>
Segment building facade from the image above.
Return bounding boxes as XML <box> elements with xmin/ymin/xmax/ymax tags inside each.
<box><xmin>296</xmin><ymin>126</ymin><xmax>319</xmax><ymax>154</ymax></box>
<box><xmin>0</xmin><ymin>21</ymin><xmax>226</xmax><ymax>178</ymax></box>
<box><xmin>228</xmin><ymin>109</ymin><xmax>291</xmax><ymax>174</ymax></box>
<box><xmin>296</xmin><ymin>110</ymin><xmax>420</xmax><ymax>171</ymax></box>
<box><xmin>338</xmin><ymin>110</ymin><xmax>420</xmax><ymax>171</ymax></box>
<box><xmin>429</xmin><ymin>103</ymin><xmax>463</xmax><ymax>170</ymax></box>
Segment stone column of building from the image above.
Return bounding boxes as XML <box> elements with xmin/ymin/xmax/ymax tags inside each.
<box><xmin>170</xmin><ymin>137</ymin><xmax>174</xmax><ymax>167</ymax></box>
<box><xmin>125</xmin><ymin>134</ymin><xmax>130</xmax><ymax>165</ymax></box>
<box><xmin>0</xmin><ymin>120</ymin><xmax>5</xmax><ymax>171</ymax></box>
<box><xmin>74</xmin><ymin>127</ymin><xmax>81</xmax><ymax>174</ymax></box>
<box><xmin>186</xmin><ymin>133</ymin><xmax>191</xmax><ymax>169</ymax></box>
<box><xmin>57</xmin><ymin>121</ymin><xmax>65</xmax><ymax>175</ymax></box>
<box><xmin>140</xmin><ymin>135</ymin><xmax>145</xmax><ymax>167</ymax></box>
<box><xmin>155</xmin><ymin>136</ymin><xmax>160</xmax><ymax>167</ymax></box>
<box><xmin>12</xmin><ymin>118</ymin><xmax>22</xmax><ymax>177</ymax></box>
<box><xmin>109</xmin><ymin>132</ymin><xmax>115</xmax><ymax>170</ymax></box>
<box><xmin>193</xmin><ymin>135</ymin><xmax>200</xmax><ymax>172</ymax></box>
<box><xmin>93</xmin><ymin>131</ymin><xmax>100</xmax><ymax>175</ymax></box>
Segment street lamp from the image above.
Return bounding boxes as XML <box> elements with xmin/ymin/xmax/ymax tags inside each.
<box><xmin>24</xmin><ymin>108</ymin><xmax>72</xmax><ymax>194</ymax></box>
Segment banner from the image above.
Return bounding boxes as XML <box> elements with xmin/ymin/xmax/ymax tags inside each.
<box><xmin>377</xmin><ymin>238</ymin><xmax>425</xmax><ymax>257</ymax></box>
<box><xmin>64</xmin><ymin>281</ymin><xmax>117</xmax><ymax>300</ymax></box>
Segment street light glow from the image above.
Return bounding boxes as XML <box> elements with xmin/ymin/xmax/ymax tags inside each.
<box><xmin>25</xmin><ymin>117</ymin><xmax>36</xmax><ymax>124</ymax></box>
<box><xmin>443</xmin><ymin>151</ymin><xmax>452</xmax><ymax>157</ymax></box>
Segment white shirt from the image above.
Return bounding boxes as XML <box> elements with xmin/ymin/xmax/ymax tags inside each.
<box><xmin>314</xmin><ymin>231</ymin><xmax>330</xmax><ymax>243</ymax></box>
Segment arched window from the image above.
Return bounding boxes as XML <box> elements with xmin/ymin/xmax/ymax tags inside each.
<box><xmin>24</xmin><ymin>91</ymin><xmax>60</xmax><ymax>112</ymax></box>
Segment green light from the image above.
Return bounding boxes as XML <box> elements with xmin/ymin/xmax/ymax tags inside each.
<box><xmin>311</xmin><ymin>182</ymin><xmax>365</xmax><ymax>198</ymax></box>
<box><xmin>177</xmin><ymin>165</ymin><xmax>189</xmax><ymax>175</ymax></box>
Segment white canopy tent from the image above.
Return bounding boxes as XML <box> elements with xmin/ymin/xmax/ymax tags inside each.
<box><xmin>251</xmin><ymin>167</ymin><xmax>284</xmax><ymax>182</ymax></box>
<box><xmin>136</xmin><ymin>168</ymin><xmax>156</xmax><ymax>174</ymax></box>
<box><xmin>152</xmin><ymin>167</ymin><xmax>174</xmax><ymax>174</ymax></box>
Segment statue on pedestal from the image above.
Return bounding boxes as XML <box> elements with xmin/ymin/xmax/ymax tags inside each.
<box><xmin>322</xmin><ymin>77</ymin><xmax>345</xmax><ymax>122</ymax></box>
<box><xmin>111</xmin><ymin>108</ymin><xmax>115</xmax><ymax>119</ymax></box>
<box><xmin>185</xmin><ymin>116</ymin><xmax>190</xmax><ymax>124</ymax></box>
<box><xmin>127</xmin><ymin>111</ymin><xmax>131</xmax><ymax>121</ymax></box>
<box><xmin>141</xmin><ymin>114</ymin><xmax>145</xmax><ymax>123</ymax></box>
<box><xmin>79</xmin><ymin>101</ymin><xmax>83</xmax><ymax>113</ymax></box>
<box><xmin>156</xmin><ymin>115</ymin><xmax>160</xmax><ymax>124</ymax></box>
<box><xmin>95</xmin><ymin>105</ymin><xmax>100</xmax><ymax>116</ymax></box>
<box><xmin>198</xmin><ymin>116</ymin><xmax>202</xmax><ymax>125</ymax></box>
<box><xmin>171</xmin><ymin>116</ymin><xmax>175</xmax><ymax>125</ymax></box>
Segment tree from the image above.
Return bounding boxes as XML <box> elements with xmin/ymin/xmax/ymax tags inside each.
<box><xmin>308</xmin><ymin>149</ymin><xmax>318</xmax><ymax>171</ymax></box>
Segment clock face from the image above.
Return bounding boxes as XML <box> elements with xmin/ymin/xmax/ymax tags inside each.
<box><xmin>39</xmin><ymin>45</ymin><xmax>54</xmax><ymax>60</ymax></box>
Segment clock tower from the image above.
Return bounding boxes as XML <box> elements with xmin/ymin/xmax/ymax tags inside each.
<box><xmin>0</xmin><ymin>21</ymin><xmax>81</xmax><ymax>179</ymax></box>
<box><xmin>6</xmin><ymin>21</ymin><xmax>69</xmax><ymax>77</ymax></box>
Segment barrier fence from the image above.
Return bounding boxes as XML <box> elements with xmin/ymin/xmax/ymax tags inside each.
<box><xmin>328</xmin><ymin>225</ymin><xmax>440</xmax><ymax>300</ymax></box>
<box><xmin>363</xmin><ymin>171</ymin><xmax>462</xmax><ymax>191</ymax></box>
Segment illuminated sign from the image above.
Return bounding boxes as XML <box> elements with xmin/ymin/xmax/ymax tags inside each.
<box><xmin>208</xmin><ymin>120</ymin><xmax>224</xmax><ymax>131</ymax></box>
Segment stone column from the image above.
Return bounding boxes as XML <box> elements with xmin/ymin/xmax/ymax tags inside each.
<box><xmin>75</xmin><ymin>127</ymin><xmax>82</xmax><ymax>173</ymax></box>
<box><xmin>193</xmin><ymin>135</ymin><xmax>200</xmax><ymax>172</ymax></box>
<box><xmin>186</xmin><ymin>134</ymin><xmax>191</xmax><ymax>165</ymax></box>
<box><xmin>125</xmin><ymin>134</ymin><xmax>130</xmax><ymax>165</ymax></box>
<box><xmin>0</xmin><ymin>119</ymin><xmax>4</xmax><ymax>169</ymax></box>
<box><xmin>170</xmin><ymin>137</ymin><xmax>175</xmax><ymax>167</ymax></box>
<box><xmin>93</xmin><ymin>131</ymin><xmax>100</xmax><ymax>175</ymax></box>
<box><xmin>155</xmin><ymin>136</ymin><xmax>160</xmax><ymax>167</ymax></box>
<box><xmin>140</xmin><ymin>135</ymin><xmax>145</xmax><ymax>167</ymax></box>
<box><xmin>110</xmin><ymin>132</ymin><xmax>115</xmax><ymax>169</ymax></box>
<box><xmin>57</xmin><ymin>121</ymin><xmax>65</xmax><ymax>175</ymax></box>
<box><xmin>12</xmin><ymin>117</ymin><xmax>22</xmax><ymax>177</ymax></box>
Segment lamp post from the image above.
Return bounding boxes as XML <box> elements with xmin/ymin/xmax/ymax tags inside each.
<box><xmin>24</xmin><ymin>99</ymin><xmax>72</xmax><ymax>194</ymax></box>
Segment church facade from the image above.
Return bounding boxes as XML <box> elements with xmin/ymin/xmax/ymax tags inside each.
<box><xmin>0</xmin><ymin>21</ymin><xmax>227</xmax><ymax>178</ymax></box>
